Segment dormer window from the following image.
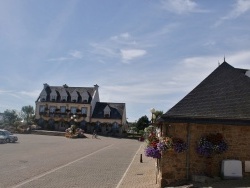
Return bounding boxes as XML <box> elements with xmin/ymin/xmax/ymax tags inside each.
<box><xmin>81</xmin><ymin>91</ymin><xmax>89</xmax><ymax>103</ymax></box>
<box><xmin>51</xmin><ymin>95</ymin><xmax>56</xmax><ymax>101</ymax></box>
<box><xmin>50</xmin><ymin>89</ymin><xmax>57</xmax><ymax>101</ymax></box>
<box><xmin>40</xmin><ymin>96</ymin><xmax>46</xmax><ymax>102</ymax></box>
<box><xmin>61</xmin><ymin>96</ymin><xmax>67</xmax><ymax>102</ymax></box>
<box><xmin>104</xmin><ymin>105</ymin><xmax>111</xmax><ymax>118</ymax></box>
<box><xmin>40</xmin><ymin>89</ymin><xmax>47</xmax><ymax>102</ymax></box>
<box><xmin>60</xmin><ymin>88</ymin><xmax>68</xmax><ymax>102</ymax></box>
<box><xmin>71</xmin><ymin>89</ymin><xmax>78</xmax><ymax>102</ymax></box>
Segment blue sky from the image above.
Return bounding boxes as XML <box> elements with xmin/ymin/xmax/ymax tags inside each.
<box><xmin>1</xmin><ymin>0</ymin><xmax>250</xmax><ymax>122</ymax></box>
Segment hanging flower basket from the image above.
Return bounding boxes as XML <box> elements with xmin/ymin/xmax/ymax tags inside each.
<box><xmin>197</xmin><ymin>133</ymin><xmax>228</xmax><ymax>157</ymax></box>
<box><xmin>144</xmin><ymin>132</ymin><xmax>188</xmax><ymax>159</ymax></box>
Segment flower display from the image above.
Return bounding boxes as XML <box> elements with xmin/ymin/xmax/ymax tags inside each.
<box><xmin>172</xmin><ymin>138</ymin><xmax>188</xmax><ymax>153</ymax></box>
<box><xmin>144</xmin><ymin>131</ymin><xmax>188</xmax><ymax>159</ymax></box>
<box><xmin>197</xmin><ymin>133</ymin><xmax>228</xmax><ymax>157</ymax></box>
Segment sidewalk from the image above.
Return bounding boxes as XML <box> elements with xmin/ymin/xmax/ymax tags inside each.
<box><xmin>117</xmin><ymin>143</ymin><xmax>159</xmax><ymax>188</ymax></box>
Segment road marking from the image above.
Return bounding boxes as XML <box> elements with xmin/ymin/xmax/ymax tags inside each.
<box><xmin>12</xmin><ymin>144</ymin><xmax>113</xmax><ymax>188</ymax></box>
<box><xmin>115</xmin><ymin>143</ymin><xmax>143</xmax><ymax>188</ymax></box>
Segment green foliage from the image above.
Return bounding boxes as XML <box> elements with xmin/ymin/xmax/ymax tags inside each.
<box><xmin>154</xmin><ymin>110</ymin><xmax>163</xmax><ymax>120</ymax></box>
<box><xmin>21</xmin><ymin>105</ymin><xmax>34</xmax><ymax>125</ymax></box>
<box><xmin>136</xmin><ymin>115</ymin><xmax>149</xmax><ymax>131</ymax></box>
<box><xmin>3</xmin><ymin>109</ymin><xmax>20</xmax><ymax>126</ymax></box>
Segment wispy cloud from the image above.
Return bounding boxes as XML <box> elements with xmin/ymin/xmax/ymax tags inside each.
<box><xmin>90</xmin><ymin>32</ymin><xmax>147</xmax><ymax>63</ymax></box>
<box><xmin>160</xmin><ymin>0</ymin><xmax>207</xmax><ymax>14</ymax></box>
<box><xmin>120</xmin><ymin>49</ymin><xmax>147</xmax><ymax>62</ymax></box>
<box><xmin>47</xmin><ymin>50</ymin><xmax>83</xmax><ymax>62</ymax></box>
<box><xmin>215</xmin><ymin>0</ymin><xmax>250</xmax><ymax>26</ymax></box>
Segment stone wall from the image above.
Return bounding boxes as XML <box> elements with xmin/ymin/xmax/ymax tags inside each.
<box><xmin>159</xmin><ymin>123</ymin><xmax>250</xmax><ymax>187</ymax></box>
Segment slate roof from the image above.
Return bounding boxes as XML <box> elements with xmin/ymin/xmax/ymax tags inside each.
<box><xmin>161</xmin><ymin>62</ymin><xmax>250</xmax><ymax>125</ymax></box>
<box><xmin>36</xmin><ymin>84</ymin><xmax>94</xmax><ymax>103</ymax></box>
<box><xmin>92</xmin><ymin>102</ymin><xmax>125</xmax><ymax>120</ymax></box>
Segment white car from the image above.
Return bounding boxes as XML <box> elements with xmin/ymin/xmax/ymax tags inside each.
<box><xmin>0</xmin><ymin>129</ymin><xmax>18</xmax><ymax>143</ymax></box>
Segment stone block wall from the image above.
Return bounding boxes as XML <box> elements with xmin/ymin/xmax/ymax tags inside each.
<box><xmin>159</xmin><ymin>122</ymin><xmax>250</xmax><ymax>187</ymax></box>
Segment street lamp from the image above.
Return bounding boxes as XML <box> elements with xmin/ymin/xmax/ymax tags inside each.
<box><xmin>70</xmin><ymin>114</ymin><xmax>78</xmax><ymax>134</ymax></box>
<box><xmin>150</xmin><ymin>108</ymin><xmax>156</xmax><ymax>124</ymax></box>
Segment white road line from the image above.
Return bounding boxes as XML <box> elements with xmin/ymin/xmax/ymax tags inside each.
<box><xmin>116</xmin><ymin>143</ymin><xmax>143</xmax><ymax>188</ymax></box>
<box><xmin>12</xmin><ymin>144</ymin><xmax>113</xmax><ymax>188</ymax></box>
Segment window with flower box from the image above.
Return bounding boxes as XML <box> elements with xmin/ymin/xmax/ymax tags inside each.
<box><xmin>60</xmin><ymin>106</ymin><xmax>66</xmax><ymax>117</ymax></box>
<box><xmin>81</xmin><ymin>107</ymin><xmax>87</xmax><ymax>116</ymax></box>
<box><xmin>71</xmin><ymin>107</ymin><xmax>77</xmax><ymax>114</ymax></box>
<box><xmin>49</xmin><ymin>106</ymin><xmax>56</xmax><ymax>117</ymax></box>
<box><xmin>39</xmin><ymin>105</ymin><xmax>45</xmax><ymax>115</ymax></box>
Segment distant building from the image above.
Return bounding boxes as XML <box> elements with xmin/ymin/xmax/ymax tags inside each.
<box><xmin>35</xmin><ymin>84</ymin><xmax>127</xmax><ymax>135</ymax></box>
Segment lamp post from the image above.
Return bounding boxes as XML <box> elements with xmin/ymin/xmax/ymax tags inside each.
<box><xmin>70</xmin><ymin>114</ymin><xmax>78</xmax><ymax>134</ymax></box>
<box><xmin>150</xmin><ymin>108</ymin><xmax>156</xmax><ymax>124</ymax></box>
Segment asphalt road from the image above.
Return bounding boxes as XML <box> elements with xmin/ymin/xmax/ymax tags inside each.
<box><xmin>0</xmin><ymin>134</ymin><xmax>141</xmax><ymax>188</ymax></box>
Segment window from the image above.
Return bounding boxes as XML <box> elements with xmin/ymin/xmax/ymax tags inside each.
<box><xmin>40</xmin><ymin>96</ymin><xmax>46</xmax><ymax>102</ymax></box>
<box><xmin>51</xmin><ymin>95</ymin><xmax>56</xmax><ymax>101</ymax></box>
<box><xmin>71</xmin><ymin>107</ymin><xmax>77</xmax><ymax>114</ymax></box>
<box><xmin>60</xmin><ymin>106</ymin><xmax>66</xmax><ymax>113</ymax></box>
<box><xmin>50</xmin><ymin>106</ymin><xmax>56</xmax><ymax>113</ymax></box>
<box><xmin>61</xmin><ymin>96</ymin><xmax>67</xmax><ymax>102</ymax></box>
<box><xmin>39</xmin><ymin>105</ymin><xmax>45</xmax><ymax>112</ymax></box>
<box><xmin>81</xmin><ymin>107</ymin><xmax>87</xmax><ymax>115</ymax></box>
<box><xmin>49</xmin><ymin>106</ymin><xmax>56</xmax><ymax>117</ymax></box>
<box><xmin>60</xmin><ymin>106</ymin><xmax>66</xmax><ymax>117</ymax></box>
<box><xmin>104</xmin><ymin>106</ymin><xmax>111</xmax><ymax>118</ymax></box>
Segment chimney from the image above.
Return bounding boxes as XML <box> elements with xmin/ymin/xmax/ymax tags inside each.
<box><xmin>43</xmin><ymin>83</ymin><xmax>49</xmax><ymax>89</ymax></box>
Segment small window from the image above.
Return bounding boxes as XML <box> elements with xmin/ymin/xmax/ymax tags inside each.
<box><xmin>71</xmin><ymin>107</ymin><xmax>77</xmax><ymax>114</ymax></box>
<box><xmin>60</xmin><ymin>106</ymin><xmax>66</xmax><ymax>113</ymax></box>
<box><xmin>50</xmin><ymin>106</ymin><xmax>56</xmax><ymax>113</ymax></box>
<box><xmin>61</xmin><ymin>96</ymin><xmax>67</xmax><ymax>102</ymax></box>
<box><xmin>81</xmin><ymin>107</ymin><xmax>87</xmax><ymax>115</ymax></box>
<box><xmin>51</xmin><ymin>95</ymin><xmax>56</xmax><ymax>101</ymax></box>
<box><xmin>39</xmin><ymin>105</ymin><xmax>45</xmax><ymax>112</ymax></box>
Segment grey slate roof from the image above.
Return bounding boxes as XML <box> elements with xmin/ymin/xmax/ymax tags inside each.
<box><xmin>92</xmin><ymin>102</ymin><xmax>125</xmax><ymax>119</ymax></box>
<box><xmin>37</xmin><ymin>84</ymin><xmax>94</xmax><ymax>103</ymax></box>
<box><xmin>161</xmin><ymin>62</ymin><xmax>250</xmax><ymax>125</ymax></box>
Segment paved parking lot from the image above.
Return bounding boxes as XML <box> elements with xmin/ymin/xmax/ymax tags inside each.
<box><xmin>0</xmin><ymin>134</ymin><xmax>142</xmax><ymax>188</ymax></box>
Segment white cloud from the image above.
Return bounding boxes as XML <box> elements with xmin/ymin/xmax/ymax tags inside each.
<box><xmin>69</xmin><ymin>50</ymin><xmax>83</xmax><ymax>59</ymax></box>
<box><xmin>47</xmin><ymin>50</ymin><xmax>83</xmax><ymax>62</ymax></box>
<box><xmin>215</xmin><ymin>0</ymin><xmax>250</xmax><ymax>26</ymax></box>
<box><xmin>161</xmin><ymin>0</ymin><xmax>207</xmax><ymax>14</ymax></box>
<box><xmin>90</xmin><ymin>33</ymin><xmax>147</xmax><ymax>63</ymax></box>
<box><xmin>120</xmin><ymin>49</ymin><xmax>147</xmax><ymax>62</ymax></box>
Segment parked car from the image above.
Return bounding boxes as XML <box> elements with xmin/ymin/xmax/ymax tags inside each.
<box><xmin>0</xmin><ymin>129</ymin><xmax>18</xmax><ymax>143</ymax></box>
<box><xmin>0</xmin><ymin>135</ymin><xmax>6</xmax><ymax>144</ymax></box>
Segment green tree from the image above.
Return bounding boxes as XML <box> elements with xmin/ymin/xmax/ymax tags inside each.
<box><xmin>136</xmin><ymin>115</ymin><xmax>150</xmax><ymax>131</ymax></box>
<box><xmin>3</xmin><ymin>109</ymin><xmax>20</xmax><ymax>126</ymax></box>
<box><xmin>21</xmin><ymin>105</ymin><xmax>34</xmax><ymax>125</ymax></box>
<box><xmin>154</xmin><ymin>110</ymin><xmax>164</xmax><ymax>120</ymax></box>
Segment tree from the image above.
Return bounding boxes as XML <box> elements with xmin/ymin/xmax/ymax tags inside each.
<box><xmin>21</xmin><ymin>105</ymin><xmax>34</xmax><ymax>125</ymax></box>
<box><xmin>136</xmin><ymin>115</ymin><xmax>150</xmax><ymax>131</ymax></box>
<box><xmin>154</xmin><ymin>110</ymin><xmax>164</xmax><ymax>120</ymax></box>
<box><xmin>3</xmin><ymin>109</ymin><xmax>20</xmax><ymax>126</ymax></box>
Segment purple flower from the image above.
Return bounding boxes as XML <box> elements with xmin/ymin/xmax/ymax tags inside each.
<box><xmin>145</xmin><ymin>146</ymin><xmax>161</xmax><ymax>159</ymax></box>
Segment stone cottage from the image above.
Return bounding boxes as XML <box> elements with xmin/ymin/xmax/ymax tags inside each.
<box><xmin>156</xmin><ymin>61</ymin><xmax>250</xmax><ymax>186</ymax></box>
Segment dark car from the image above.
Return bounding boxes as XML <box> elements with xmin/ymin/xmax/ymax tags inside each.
<box><xmin>0</xmin><ymin>129</ymin><xmax>18</xmax><ymax>143</ymax></box>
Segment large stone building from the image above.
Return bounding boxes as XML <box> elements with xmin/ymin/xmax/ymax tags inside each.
<box><xmin>35</xmin><ymin>84</ymin><xmax>127</xmax><ymax>135</ymax></box>
<box><xmin>156</xmin><ymin>61</ymin><xmax>250</xmax><ymax>187</ymax></box>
